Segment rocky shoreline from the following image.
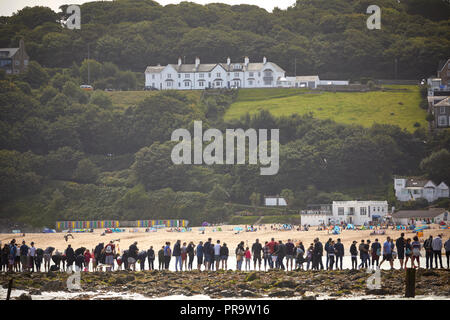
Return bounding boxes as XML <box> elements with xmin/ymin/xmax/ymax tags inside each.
<box><xmin>1</xmin><ymin>269</ymin><xmax>449</xmax><ymax>300</ymax></box>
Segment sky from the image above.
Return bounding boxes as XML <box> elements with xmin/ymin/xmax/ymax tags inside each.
<box><xmin>0</xmin><ymin>0</ymin><xmax>297</xmax><ymax>16</ymax></box>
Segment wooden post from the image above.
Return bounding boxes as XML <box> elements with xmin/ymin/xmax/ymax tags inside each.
<box><xmin>405</xmin><ymin>268</ymin><xmax>416</xmax><ymax>298</ymax></box>
<box><xmin>6</xmin><ymin>279</ymin><xmax>13</xmax><ymax>300</ymax></box>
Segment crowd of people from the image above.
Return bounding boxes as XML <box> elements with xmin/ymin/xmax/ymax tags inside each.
<box><xmin>1</xmin><ymin>234</ymin><xmax>449</xmax><ymax>273</ymax></box>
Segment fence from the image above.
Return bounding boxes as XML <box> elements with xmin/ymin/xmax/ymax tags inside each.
<box><xmin>55</xmin><ymin>219</ymin><xmax>189</xmax><ymax>231</ymax></box>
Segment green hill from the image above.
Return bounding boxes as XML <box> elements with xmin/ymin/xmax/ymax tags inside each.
<box><xmin>224</xmin><ymin>86</ymin><xmax>426</xmax><ymax>132</ymax></box>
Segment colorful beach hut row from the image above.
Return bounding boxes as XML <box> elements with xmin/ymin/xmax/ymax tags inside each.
<box><xmin>136</xmin><ymin>220</ymin><xmax>189</xmax><ymax>228</ymax></box>
<box><xmin>56</xmin><ymin>220</ymin><xmax>119</xmax><ymax>231</ymax></box>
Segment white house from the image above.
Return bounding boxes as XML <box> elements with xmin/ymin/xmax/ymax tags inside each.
<box><xmin>277</xmin><ymin>76</ymin><xmax>320</xmax><ymax>89</ymax></box>
<box><xmin>145</xmin><ymin>56</ymin><xmax>286</xmax><ymax>90</ymax></box>
<box><xmin>392</xmin><ymin>208</ymin><xmax>448</xmax><ymax>225</ymax></box>
<box><xmin>300</xmin><ymin>201</ymin><xmax>388</xmax><ymax>226</ymax></box>
<box><xmin>264</xmin><ymin>196</ymin><xmax>287</xmax><ymax>206</ymax></box>
<box><xmin>394</xmin><ymin>177</ymin><xmax>449</xmax><ymax>202</ymax></box>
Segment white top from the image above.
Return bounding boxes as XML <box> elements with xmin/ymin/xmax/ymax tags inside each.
<box><xmin>214</xmin><ymin>244</ymin><xmax>221</xmax><ymax>256</ymax></box>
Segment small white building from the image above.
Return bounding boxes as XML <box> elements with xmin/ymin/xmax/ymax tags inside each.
<box><xmin>394</xmin><ymin>177</ymin><xmax>449</xmax><ymax>202</ymax></box>
<box><xmin>279</xmin><ymin>76</ymin><xmax>320</xmax><ymax>89</ymax></box>
<box><xmin>300</xmin><ymin>201</ymin><xmax>388</xmax><ymax>226</ymax></box>
<box><xmin>392</xmin><ymin>208</ymin><xmax>448</xmax><ymax>225</ymax></box>
<box><xmin>264</xmin><ymin>196</ymin><xmax>287</xmax><ymax>206</ymax></box>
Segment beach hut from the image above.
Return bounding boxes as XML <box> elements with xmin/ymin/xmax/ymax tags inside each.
<box><xmin>346</xmin><ymin>224</ymin><xmax>355</xmax><ymax>230</ymax></box>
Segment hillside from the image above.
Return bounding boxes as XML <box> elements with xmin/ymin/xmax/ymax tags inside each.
<box><xmin>225</xmin><ymin>86</ymin><xmax>426</xmax><ymax>132</ymax></box>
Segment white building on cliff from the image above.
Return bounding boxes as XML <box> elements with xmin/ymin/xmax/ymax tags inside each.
<box><xmin>145</xmin><ymin>56</ymin><xmax>285</xmax><ymax>90</ymax></box>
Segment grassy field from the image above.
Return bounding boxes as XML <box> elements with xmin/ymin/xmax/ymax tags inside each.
<box><xmin>105</xmin><ymin>90</ymin><xmax>202</xmax><ymax>110</ymax></box>
<box><xmin>224</xmin><ymin>86</ymin><xmax>426</xmax><ymax>131</ymax></box>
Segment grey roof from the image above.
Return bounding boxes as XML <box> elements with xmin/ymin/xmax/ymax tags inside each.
<box><xmin>392</xmin><ymin>208</ymin><xmax>446</xmax><ymax>219</ymax></box>
<box><xmin>0</xmin><ymin>48</ymin><xmax>19</xmax><ymax>58</ymax></box>
<box><xmin>145</xmin><ymin>66</ymin><xmax>165</xmax><ymax>73</ymax></box>
<box><xmin>145</xmin><ymin>60</ymin><xmax>285</xmax><ymax>74</ymax></box>
<box><xmin>435</xmin><ymin>97</ymin><xmax>450</xmax><ymax>107</ymax></box>
<box><xmin>405</xmin><ymin>178</ymin><xmax>430</xmax><ymax>188</ymax></box>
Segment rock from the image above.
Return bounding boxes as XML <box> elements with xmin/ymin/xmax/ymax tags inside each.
<box><xmin>125</xmin><ymin>275</ymin><xmax>135</xmax><ymax>282</ymax></box>
<box><xmin>365</xmin><ymin>288</ymin><xmax>390</xmax><ymax>295</ymax></box>
<box><xmin>244</xmin><ymin>272</ymin><xmax>258</xmax><ymax>282</ymax></box>
<box><xmin>218</xmin><ymin>290</ymin><xmax>235</xmax><ymax>297</ymax></box>
<box><xmin>237</xmin><ymin>283</ymin><xmax>252</xmax><ymax>291</ymax></box>
<box><xmin>16</xmin><ymin>293</ymin><xmax>32</xmax><ymax>300</ymax></box>
<box><xmin>275</xmin><ymin>280</ymin><xmax>297</xmax><ymax>289</ymax></box>
<box><xmin>42</xmin><ymin>280</ymin><xmax>63</xmax><ymax>292</ymax></box>
<box><xmin>241</xmin><ymin>290</ymin><xmax>257</xmax><ymax>297</ymax></box>
<box><xmin>269</xmin><ymin>290</ymin><xmax>294</xmax><ymax>298</ymax></box>
<box><xmin>422</xmin><ymin>271</ymin><xmax>439</xmax><ymax>277</ymax></box>
<box><xmin>29</xmin><ymin>289</ymin><xmax>42</xmax><ymax>295</ymax></box>
<box><xmin>46</xmin><ymin>271</ymin><xmax>57</xmax><ymax>278</ymax></box>
<box><xmin>301</xmin><ymin>295</ymin><xmax>317</xmax><ymax>300</ymax></box>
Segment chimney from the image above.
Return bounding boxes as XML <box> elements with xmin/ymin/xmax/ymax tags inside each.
<box><xmin>227</xmin><ymin>57</ymin><xmax>231</xmax><ymax>65</ymax></box>
<box><xmin>178</xmin><ymin>57</ymin><xmax>182</xmax><ymax>66</ymax></box>
<box><xmin>263</xmin><ymin>56</ymin><xmax>267</xmax><ymax>64</ymax></box>
<box><xmin>19</xmin><ymin>38</ymin><xmax>25</xmax><ymax>50</ymax></box>
<box><xmin>195</xmin><ymin>56</ymin><xmax>200</xmax><ymax>68</ymax></box>
<box><xmin>244</xmin><ymin>56</ymin><xmax>249</xmax><ymax>67</ymax></box>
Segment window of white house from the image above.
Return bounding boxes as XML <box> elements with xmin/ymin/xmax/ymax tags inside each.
<box><xmin>208</xmin><ymin>73</ymin><xmax>211</xmax><ymax>78</ymax></box>
<box><xmin>184</xmin><ymin>81</ymin><xmax>190</xmax><ymax>87</ymax></box>
<box><xmin>167</xmin><ymin>74</ymin><xmax>171</xmax><ymax>79</ymax></box>
<box><xmin>338</xmin><ymin>207</ymin><xmax>344</xmax><ymax>215</ymax></box>
<box><xmin>152</xmin><ymin>83</ymin><xmax>155</xmax><ymax>87</ymax></box>
<box><xmin>360</xmin><ymin>207</ymin><xmax>367</xmax><ymax>215</ymax></box>
<box><xmin>216</xmin><ymin>81</ymin><xmax>221</xmax><ymax>86</ymax></box>
<box><xmin>199</xmin><ymin>81</ymin><xmax>204</xmax><ymax>87</ymax></box>
<box><xmin>440</xmin><ymin>107</ymin><xmax>446</xmax><ymax>114</ymax></box>
<box><xmin>258</xmin><ymin>72</ymin><xmax>261</xmax><ymax>77</ymax></box>
<box><xmin>234</xmin><ymin>72</ymin><xmax>239</xmax><ymax>77</ymax></box>
<box><xmin>217</xmin><ymin>73</ymin><xmax>221</xmax><ymax>78</ymax></box>
<box><xmin>413</xmin><ymin>189</ymin><xmax>421</xmax><ymax>195</ymax></box>
<box><xmin>178</xmin><ymin>74</ymin><xmax>181</xmax><ymax>78</ymax></box>
<box><xmin>152</xmin><ymin>74</ymin><xmax>155</xmax><ymax>79</ymax></box>
<box><xmin>249</xmin><ymin>72</ymin><xmax>254</xmax><ymax>77</ymax></box>
<box><xmin>167</xmin><ymin>82</ymin><xmax>172</xmax><ymax>87</ymax></box>
<box><xmin>249</xmin><ymin>80</ymin><xmax>253</xmax><ymax>85</ymax></box>
<box><xmin>199</xmin><ymin>73</ymin><xmax>204</xmax><ymax>78</ymax></box>
<box><xmin>227</xmin><ymin>73</ymin><xmax>230</xmax><ymax>76</ymax></box>
<box><xmin>185</xmin><ymin>74</ymin><xmax>190</xmax><ymax>78</ymax></box>
<box><xmin>438</xmin><ymin>116</ymin><xmax>447</xmax><ymax>126</ymax></box>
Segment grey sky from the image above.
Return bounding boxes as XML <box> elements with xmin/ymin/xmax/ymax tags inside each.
<box><xmin>0</xmin><ymin>0</ymin><xmax>296</xmax><ymax>16</ymax></box>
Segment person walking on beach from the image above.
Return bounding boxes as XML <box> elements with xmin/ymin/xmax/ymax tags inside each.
<box><xmin>445</xmin><ymin>237</ymin><xmax>450</xmax><ymax>269</ymax></box>
<box><xmin>325</xmin><ymin>238</ymin><xmax>332</xmax><ymax>269</ymax></box>
<box><xmin>84</xmin><ymin>249</ymin><xmax>91</xmax><ymax>271</ymax></box>
<box><xmin>1</xmin><ymin>244</ymin><xmax>9</xmax><ymax>272</ymax></box>
<box><xmin>181</xmin><ymin>242</ymin><xmax>188</xmax><ymax>271</ymax></box>
<box><xmin>104</xmin><ymin>241</ymin><xmax>115</xmax><ymax>271</ymax></box>
<box><xmin>220</xmin><ymin>243</ymin><xmax>229</xmax><ymax>270</ymax></box>
<box><xmin>29</xmin><ymin>242</ymin><xmax>36</xmax><ymax>272</ymax></box>
<box><xmin>295</xmin><ymin>242</ymin><xmax>305</xmax><ymax>269</ymax></box>
<box><xmin>432</xmin><ymin>234</ymin><xmax>443</xmax><ymax>269</ymax></box>
<box><xmin>235</xmin><ymin>241</ymin><xmax>245</xmax><ymax>271</ymax></box>
<box><xmin>138</xmin><ymin>250</ymin><xmax>147</xmax><ymax>271</ymax></box>
<box><xmin>424</xmin><ymin>235</ymin><xmax>433</xmax><ymax>269</ymax></box>
<box><xmin>313</xmin><ymin>238</ymin><xmax>324</xmax><ymax>270</ymax></box>
<box><xmin>147</xmin><ymin>246</ymin><xmax>155</xmax><ymax>270</ymax></box>
<box><xmin>163</xmin><ymin>242</ymin><xmax>172</xmax><ymax>270</ymax></box>
<box><xmin>173</xmin><ymin>240</ymin><xmax>182</xmax><ymax>272</ymax></box>
<box><xmin>306</xmin><ymin>243</ymin><xmax>314</xmax><ymax>270</ymax></box>
<box><xmin>251</xmin><ymin>239</ymin><xmax>263</xmax><ymax>271</ymax></box>
<box><xmin>350</xmin><ymin>241</ymin><xmax>358</xmax><ymax>270</ymax></box>
<box><xmin>396</xmin><ymin>233</ymin><xmax>406</xmax><ymax>269</ymax></box>
<box><xmin>358</xmin><ymin>240</ymin><xmax>367</xmax><ymax>269</ymax></box>
<box><xmin>371</xmin><ymin>238</ymin><xmax>381</xmax><ymax>269</ymax></box>
<box><xmin>404</xmin><ymin>238</ymin><xmax>413</xmax><ymax>269</ymax></box>
<box><xmin>379</xmin><ymin>237</ymin><xmax>394</xmax><ymax>270</ymax></box>
<box><xmin>244</xmin><ymin>247</ymin><xmax>251</xmax><ymax>271</ymax></box>
<box><xmin>326</xmin><ymin>240</ymin><xmax>336</xmax><ymax>270</ymax></box>
<box><xmin>267</xmin><ymin>238</ymin><xmax>276</xmax><ymax>269</ymax></box>
<box><xmin>35</xmin><ymin>247</ymin><xmax>43</xmax><ymax>272</ymax></box>
<box><xmin>263</xmin><ymin>242</ymin><xmax>270</xmax><ymax>271</ymax></box>
<box><xmin>335</xmin><ymin>239</ymin><xmax>344</xmax><ymax>270</ymax></box>
<box><xmin>366</xmin><ymin>240</ymin><xmax>371</xmax><ymax>267</ymax></box>
<box><xmin>158</xmin><ymin>246</ymin><xmax>164</xmax><ymax>270</ymax></box>
<box><xmin>64</xmin><ymin>245</ymin><xmax>74</xmax><ymax>270</ymax></box>
<box><xmin>195</xmin><ymin>241</ymin><xmax>203</xmax><ymax>271</ymax></box>
<box><xmin>203</xmin><ymin>238</ymin><xmax>212</xmax><ymax>271</ymax></box>
<box><xmin>187</xmin><ymin>242</ymin><xmax>195</xmax><ymax>271</ymax></box>
<box><xmin>277</xmin><ymin>240</ymin><xmax>286</xmax><ymax>270</ymax></box>
<box><xmin>411</xmin><ymin>236</ymin><xmax>421</xmax><ymax>269</ymax></box>
<box><xmin>128</xmin><ymin>242</ymin><xmax>139</xmax><ymax>271</ymax></box>
<box><xmin>285</xmin><ymin>239</ymin><xmax>295</xmax><ymax>271</ymax></box>
<box><xmin>8</xmin><ymin>239</ymin><xmax>16</xmax><ymax>272</ymax></box>
<box><xmin>214</xmin><ymin>240</ymin><xmax>221</xmax><ymax>271</ymax></box>
<box><xmin>19</xmin><ymin>241</ymin><xmax>29</xmax><ymax>272</ymax></box>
